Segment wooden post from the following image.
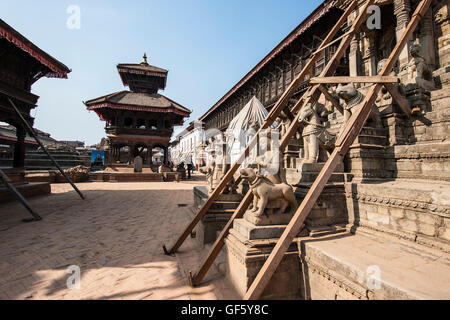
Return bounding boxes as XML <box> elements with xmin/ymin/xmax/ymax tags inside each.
<box><xmin>12</xmin><ymin>125</ymin><xmax>26</xmax><ymax>168</ymax></box>
<box><xmin>243</xmin><ymin>0</ymin><xmax>432</xmax><ymax>300</ymax></box>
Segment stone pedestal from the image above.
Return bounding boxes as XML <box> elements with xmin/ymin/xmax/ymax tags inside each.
<box><xmin>405</xmin><ymin>83</ymin><xmax>432</xmax><ymax>115</ymax></box>
<box><xmin>225</xmin><ymin>211</ymin><xmax>307</xmax><ymax>299</ymax></box>
<box><xmin>347</xmin><ymin>126</ymin><xmax>390</xmax><ymax>180</ymax></box>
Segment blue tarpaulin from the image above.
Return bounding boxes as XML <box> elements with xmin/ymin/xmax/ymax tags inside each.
<box><xmin>91</xmin><ymin>150</ymin><xmax>105</xmax><ymax>164</ymax></box>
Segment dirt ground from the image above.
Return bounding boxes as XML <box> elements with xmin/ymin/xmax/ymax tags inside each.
<box><xmin>0</xmin><ymin>179</ymin><xmax>239</xmax><ymax>300</ymax></box>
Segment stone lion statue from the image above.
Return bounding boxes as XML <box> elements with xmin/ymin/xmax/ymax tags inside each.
<box><xmin>240</xmin><ymin>167</ymin><xmax>298</xmax><ymax>217</ymax></box>
<box><xmin>336</xmin><ymin>83</ymin><xmax>382</xmax><ymax>127</ymax></box>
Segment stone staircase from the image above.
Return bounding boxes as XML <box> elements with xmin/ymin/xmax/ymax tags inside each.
<box><xmin>0</xmin><ymin>150</ymin><xmax>91</xmax><ymax>170</ymax></box>
<box><xmin>24</xmin><ymin>150</ymin><xmax>90</xmax><ymax>170</ymax></box>
<box><xmin>353</xmin><ymin>127</ymin><xmax>389</xmax><ymax>147</ymax></box>
<box><xmin>192</xmin><ymin>186</ymin><xmax>243</xmax><ymax>246</ymax></box>
<box><xmin>0</xmin><ymin>169</ymin><xmax>50</xmax><ymax>203</ymax></box>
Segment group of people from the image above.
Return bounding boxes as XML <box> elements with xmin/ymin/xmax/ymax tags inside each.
<box><xmin>174</xmin><ymin>157</ymin><xmax>195</xmax><ymax>179</ymax></box>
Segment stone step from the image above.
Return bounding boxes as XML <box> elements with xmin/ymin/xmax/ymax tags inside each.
<box><xmin>349</xmin><ymin>143</ymin><xmax>385</xmax><ymax>150</ymax></box>
<box><xmin>0</xmin><ymin>182</ymin><xmax>50</xmax><ymax>203</ymax></box>
<box><xmin>207</xmin><ymin>208</ymin><xmax>236</xmax><ymax>215</ymax></box>
<box><xmin>298</xmin><ymin>233</ymin><xmax>450</xmax><ymax>300</ymax></box>
<box><xmin>27</xmin><ymin>150</ymin><xmax>85</xmax><ymax>155</ymax></box>
<box><xmin>210</xmin><ymin>200</ymin><xmax>241</xmax><ymax>210</ymax></box>
<box><xmin>360</xmin><ymin>126</ymin><xmax>388</xmax><ymax>136</ymax></box>
<box><xmin>25</xmin><ymin>154</ymin><xmax>88</xmax><ymax>161</ymax></box>
<box><xmin>25</xmin><ymin>159</ymin><xmax>86</xmax><ymax>164</ymax></box>
<box><xmin>354</xmin><ymin>134</ymin><xmax>388</xmax><ymax>146</ymax></box>
<box><xmin>217</xmin><ymin>193</ymin><xmax>244</xmax><ymax>202</ymax></box>
<box><xmin>288</xmin><ymin>172</ymin><xmax>345</xmax><ymax>185</ymax></box>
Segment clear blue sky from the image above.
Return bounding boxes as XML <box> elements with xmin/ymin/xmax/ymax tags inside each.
<box><xmin>1</xmin><ymin>0</ymin><xmax>323</xmax><ymax>145</ymax></box>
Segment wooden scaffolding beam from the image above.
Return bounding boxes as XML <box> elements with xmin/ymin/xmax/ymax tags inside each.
<box><xmin>7</xmin><ymin>98</ymin><xmax>85</xmax><ymax>200</ymax></box>
<box><xmin>244</xmin><ymin>0</ymin><xmax>432</xmax><ymax>300</ymax></box>
<box><xmin>163</xmin><ymin>0</ymin><xmax>363</xmax><ymax>257</ymax></box>
<box><xmin>186</xmin><ymin>0</ymin><xmax>374</xmax><ymax>286</ymax></box>
<box><xmin>310</xmin><ymin>76</ymin><xmax>399</xmax><ymax>84</ymax></box>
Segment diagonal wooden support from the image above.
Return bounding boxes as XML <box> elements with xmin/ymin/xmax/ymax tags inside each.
<box><xmin>280</xmin><ymin>0</ymin><xmax>377</xmax><ymax>151</ymax></box>
<box><xmin>244</xmin><ymin>0</ymin><xmax>432</xmax><ymax>300</ymax></box>
<box><xmin>318</xmin><ymin>84</ymin><xmax>343</xmax><ymax>114</ymax></box>
<box><xmin>162</xmin><ymin>0</ymin><xmax>364</xmax><ymax>257</ymax></box>
<box><xmin>310</xmin><ymin>76</ymin><xmax>399</xmax><ymax>84</ymax></box>
<box><xmin>7</xmin><ymin>98</ymin><xmax>85</xmax><ymax>200</ymax></box>
<box><xmin>384</xmin><ymin>83</ymin><xmax>412</xmax><ymax>118</ymax></box>
<box><xmin>183</xmin><ymin>0</ymin><xmax>374</xmax><ymax>285</ymax></box>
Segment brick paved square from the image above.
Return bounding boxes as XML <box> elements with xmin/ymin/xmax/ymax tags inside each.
<box><xmin>0</xmin><ymin>181</ymin><xmax>238</xmax><ymax>300</ymax></box>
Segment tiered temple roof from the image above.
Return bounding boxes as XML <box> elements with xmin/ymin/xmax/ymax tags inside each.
<box><xmin>85</xmin><ymin>54</ymin><xmax>190</xmax><ymax>123</ymax></box>
<box><xmin>0</xmin><ymin>18</ymin><xmax>71</xmax><ymax>81</ymax></box>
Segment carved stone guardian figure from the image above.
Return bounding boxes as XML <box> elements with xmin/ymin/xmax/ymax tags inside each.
<box><xmin>403</xmin><ymin>44</ymin><xmax>435</xmax><ymax>115</ymax></box>
<box><xmin>298</xmin><ymin>103</ymin><xmax>335</xmax><ymax>163</ymax></box>
<box><xmin>406</xmin><ymin>44</ymin><xmax>435</xmax><ymax>91</ymax></box>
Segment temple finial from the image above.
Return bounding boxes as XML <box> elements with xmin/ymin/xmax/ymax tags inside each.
<box><xmin>141</xmin><ymin>53</ymin><xmax>148</xmax><ymax>65</ymax></box>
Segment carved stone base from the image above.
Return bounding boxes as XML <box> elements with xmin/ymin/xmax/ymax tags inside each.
<box><xmin>224</xmin><ymin>214</ymin><xmax>307</xmax><ymax>299</ymax></box>
<box><xmin>243</xmin><ymin>211</ymin><xmax>294</xmax><ymax>226</ymax></box>
<box><xmin>405</xmin><ymin>84</ymin><xmax>432</xmax><ymax>114</ymax></box>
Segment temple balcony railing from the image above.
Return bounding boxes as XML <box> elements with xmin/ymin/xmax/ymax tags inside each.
<box><xmin>105</xmin><ymin>126</ymin><xmax>173</xmax><ymax>138</ymax></box>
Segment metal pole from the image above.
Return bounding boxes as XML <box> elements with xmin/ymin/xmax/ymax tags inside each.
<box><xmin>0</xmin><ymin>169</ymin><xmax>41</xmax><ymax>222</ymax></box>
<box><xmin>7</xmin><ymin>98</ymin><xmax>85</xmax><ymax>200</ymax></box>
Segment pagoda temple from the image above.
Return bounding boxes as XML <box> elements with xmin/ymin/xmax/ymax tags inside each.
<box><xmin>85</xmin><ymin>54</ymin><xmax>191</xmax><ymax>167</ymax></box>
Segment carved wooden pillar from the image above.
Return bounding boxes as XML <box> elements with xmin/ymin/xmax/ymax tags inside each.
<box><xmin>290</xmin><ymin>56</ymin><xmax>295</xmax><ymax>83</ymax></box>
<box><xmin>394</xmin><ymin>0</ymin><xmax>412</xmax><ymax>71</ymax></box>
<box><xmin>110</xmin><ymin>145</ymin><xmax>115</xmax><ymax>163</ymax></box>
<box><xmin>362</xmin><ymin>30</ymin><xmax>378</xmax><ymax>76</ymax></box>
<box><xmin>164</xmin><ymin>146</ymin><xmax>168</xmax><ymax>165</ymax></box>
<box><xmin>272</xmin><ymin>72</ymin><xmax>278</xmax><ymax>98</ymax></box>
<box><xmin>268</xmin><ymin>75</ymin><xmax>272</xmax><ymax>100</ymax></box>
<box><xmin>349</xmin><ymin>33</ymin><xmax>360</xmax><ymax>77</ymax></box>
<box><xmin>419</xmin><ymin>8</ymin><xmax>435</xmax><ymax>69</ymax></box>
<box><xmin>147</xmin><ymin>145</ymin><xmax>152</xmax><ymax>166</ymax></box>
<box><xmin>128</xmin><ymin>143</ymin><xmax>135</xmax><ymax>164</ymax></box>
<box><xmin>115</xmin><ymin>145</ymin><xmax>120</xmax><ymax>163</ymax></box>
<box><xmin>13</xmin><ymin>125</ymin><xmax>26</xmax><ymax>168</ymax></box>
